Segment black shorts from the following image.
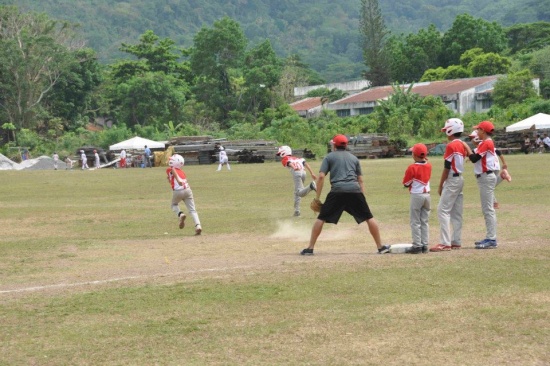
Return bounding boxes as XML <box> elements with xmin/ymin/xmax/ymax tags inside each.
<box><xmin>318</xmin><ymin>192</ymin><xmax>374</xmax><ymax>224</ymax></box>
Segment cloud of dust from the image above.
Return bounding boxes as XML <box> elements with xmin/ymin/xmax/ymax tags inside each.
<box><xmin>270</xmin><ymin>220</ymin><xmax>357</xmax><ymax>242</ymax></box>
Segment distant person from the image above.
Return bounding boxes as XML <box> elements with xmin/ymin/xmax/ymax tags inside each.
<box><xmin>431</xmin><ymin>118</ymin><xmax>467</xmax><ymax>252</ymax></box>
<box><xmin>94</xmin><ymin>149</ymin><xmax>100</xmax><ymax>169</ymax></box>
<box><xmin>543</xmin><ymin>133</ymin><xmax>550</xmax><ymax>152</ymax></box>
<box><xmin>522</xmin><ymin>135</ymin><xmax>531</xmax><ymax>154</ymax></box>
<box><xmin>216</xmin><ymin>146</ymin><xmax>231</xmax><ymax>171</ymax></box>
<box><xmin>22</xmin><ymin>149</ymin><xmax>30</xmax><ymax>161</ymax></box>
<box><xmin>120</xmin><ymin>149</ymin><xmax>127</xmax><ymax>168</ymax></box>
<box><xmin>300</xmin><ymin>134</ymin><xmax>390</xmax><ymax>255</ymax></box>
<box><xmin>535</xmin><ymin>134</ymin><xmax>543</xmax><ymax>154</ymax></box>
<box><xmin>402</xmin><ymin>143</ymin><xmax>432</xmax><ymax>254</ymax></box>
<box><xmin>80</xmin><ymin>150</ymin><xmax>89</xmax><ymax>170</ymax></box>
<box><xmin>144</xmin><ymin>145</ymin><xmax>152</xmax><ymax>168</ymax></box>
<box><xmin>166</xmin><ymin>154</ymin><xmax>202</xmax><ymax>235</ymax></box>
<box><xmin>65</xmin><ymin>156</ymin><xmax>74</xmax><ymax>170</ymax></box>
<box><xmin>52</xmin><ymin>152</ymin><xmax>59</xmax><ymax>170</ymax></box>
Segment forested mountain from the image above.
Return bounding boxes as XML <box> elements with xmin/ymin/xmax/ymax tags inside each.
<box><xmin>2</xmin><ymin>0</ymin><xmax>548</xmax><ymax>82</ymax></box>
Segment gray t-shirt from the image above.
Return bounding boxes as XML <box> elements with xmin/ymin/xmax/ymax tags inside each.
<box><xmin>319</xmin><ymin>150</ymin><xmax>362</xmax><ymax>193</ymax></box>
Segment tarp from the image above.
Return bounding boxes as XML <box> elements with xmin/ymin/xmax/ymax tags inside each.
<box><xmin>109</xmin><ymin>136</ymin><xmax>165</xmax><ymax>151</ymax></box>
<box><xmin>505</xmin><ymin>113</ymin><xmax>550</xmax><ymax>132</ymax></box>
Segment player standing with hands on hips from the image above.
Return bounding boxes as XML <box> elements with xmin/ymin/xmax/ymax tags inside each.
<box><xmin>166</xmin><ymin>154</ymin><xmax>202</xmax><ymax>235</ymax></box>
<box><xmin>300</xmin><ymin>134</ymin><xmax>390</xmax><ymax>255</ymax></box>
<box><xmin>430</xmin><ymin>118</ymin><xmax>467</xmax><ymax>252</ymax></box>
<box><xmin>462</xmin><ymin>121</ymin><xmax>499</xmax><ymax>249</ymax></box>
<box><xmin>276</xmin><ymin>145</ymin><xmax>317</xmax><ymax>217</ymax></box>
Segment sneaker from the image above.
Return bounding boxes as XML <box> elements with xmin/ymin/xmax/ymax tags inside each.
<box><xmin>422</xmin><ymin>245</ymin><xmax>428</xmax><ymax>253</ymax></box>
<box><xmin>451</xmin><ymin>244</ymin><xmax>461</xmax><ymax>250</ymax></box>
<box><xmin>429</xmin><ymin>244</ymin><xmax>452</xmax><ymax>252</ymax></box>
<box><xmin>194</xmin><ymin>224</ymin><xmax>202</xmax><ymax>236</ymax></box>
<box><xmin>408</xmin><ymin>246</ymin><xmax>423</xmax><ymax>254</ymax></box>
<box><xmin>378</xmin><ymin>245</ymin><xmax>391</xmax><ymax>254</ymax></box>
<box><xmin>309</xmin><ymin>181</ymin><xmax>317</xmax><ymax>192</ymax></box>
<box><xmin>300</xmin><ymin>248</ymin><xmax>314</xmax><ymax>255</ymax></box>
<box><xmin>293</xmin><ymin>211</ymin><xmax>301</xmax><ymax>217</ymax></box>
<box><xmin>179</xmin><ymin>214</ymin><xmax>186</xmax><ymax>229</ymax></box>
<box><xmin>475</xmin><ymin>239</ymin><xmax>497</xmax><ymax>249</ymax></box>
<box><xmin>475</xmin><ymin>238</ymin><xmax>490</xmax><ymax>245</ymax></box>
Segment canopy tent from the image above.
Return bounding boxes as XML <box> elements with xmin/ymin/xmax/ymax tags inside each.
<box><xmin>505</xmin><ymin>113</ymin><xmax>550</xmax><ymax>132</ymax></box>
<box><xmin>109</xmin><ymin>136</ymin><xmax>165</xmax><ymax>151</ymax></box>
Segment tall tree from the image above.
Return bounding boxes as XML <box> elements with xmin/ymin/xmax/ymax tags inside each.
<box><xmin>0</xmin><ymin>6</ymin><xmax>83</xmax><ymax>131</ymax></box>
<box><xmin>440</xmin><ymin>14</ymin><xmax>508</xmax><ymax>67</ymax></box>
<box><xmin>493</xmin><ymin>70</ymin><xmax>538</xmax><ymax>108</ymax></box>
<box><xmin>360</xmin><ymin>0</ymin><xmax>391</xmax><ymax>86</ymax></box>
<box><xmin>190</xmin><ymin>17</ymin><xmax>247</xmax><ymax>125</ymax></box>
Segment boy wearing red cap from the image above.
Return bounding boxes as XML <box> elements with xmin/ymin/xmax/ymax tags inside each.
<box><xmin>300</xmin><ymin>134</ymin><xmax>390</xmax><ymax>255</ymax></box>
<box><xmin>403</xmin><ymin>144</ymin><xmax>432</xmax><ymax>254</ymax></box>
<box><xmin>463</xmin><ymin>121</ymin><xmax>498</xmax><ymax>248</ymax></box>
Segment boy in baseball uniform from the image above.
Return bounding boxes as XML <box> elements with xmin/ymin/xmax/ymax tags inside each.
<box><xmin>94</xmin><ymin>150</ymin><xmax>100</xmax><ymax>169</ymax></box>
<box><xmin>276</xmin><ymin>145</ymin><xmax>317</xmax><ymax>217</ymax></box>
<box><xmin>216</xmin><ymin>146</ymin><xmax>231</xmax><ymax>171</ymax></box>
<box><xmin>52</xmin><ymin>152</ymin><xmax>59</xmax><ymax>170</ymax></box>
<box><xmin>80</xmin><ymin>150</ymin><xmax>89</xmax><ymax>170</ymax></box>
<box><xmin>402</xmin><ymin>143</ymin><xmax>432</xmax><ymax>254</ymax></box>
<box><xmin>469</xmin><ymin>130</ymin><xmax>511</xmax><ymax>209</ymax></box>
<box><xmin>463</xmin><ymin>121</ymin><xmax>498</xmax><ymax>249</ymax></box>
<box><xmin>431</xmin><ymin>118</ymin><xmax>467</xmax><ymax>252</ymax></box>
<box><xmin>166</xmin><ymin>154</ymin><xmax>202</xmax><ymax>235</ymax></box>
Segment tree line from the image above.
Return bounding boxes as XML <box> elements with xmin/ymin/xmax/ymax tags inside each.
<box><xmin>1</xmin><ymin>4</ymin><xmax>549</xmax><ymax>159</ymax></box>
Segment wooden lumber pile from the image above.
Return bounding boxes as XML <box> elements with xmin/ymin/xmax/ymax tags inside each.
<box><xmin>330</xmin><ymin>134</ymin><xmax>399</xmax><ymax>158</ymax></box>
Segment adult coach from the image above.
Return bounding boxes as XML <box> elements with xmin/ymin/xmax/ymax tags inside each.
<box><xmin>300</xmin><ymin>134</ymin><xmax>390</xmax><ymax>255</ymax></box>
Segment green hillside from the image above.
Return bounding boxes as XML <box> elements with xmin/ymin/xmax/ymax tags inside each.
<box><xmin>1</xmin><ymin>0</ymin><xmax>548</xmax><ymax>82</ymax></box>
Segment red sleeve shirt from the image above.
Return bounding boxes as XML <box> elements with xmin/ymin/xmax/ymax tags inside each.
<box><xmin>473</xmin><ymin>138</ymin><xmax>497</xmax><ymax>175</ymax></box>
<box><xmin>166</xmin><ymin>168</ymin><xmax>189</xmax><ymax>190</ymax></box>
<box><xmin>443</xmin><ymin>139</ymin><xmax>467</xmax><ymax>174</ymax></box>
<box><xmin>281</xmin><ymin>156</ymin><xmax>305</xmax><ymax>171</ymax></box>
<box><xmin>403</xmin><ymin>161</ymin><xmax>432</xmax><ymax>193</ymax></box>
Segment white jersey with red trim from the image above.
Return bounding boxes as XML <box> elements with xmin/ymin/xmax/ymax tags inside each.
<box><xmin>166</xmin><ymin>167</ymin><xmax>190</xmax><ymax>190</ymax></box>
<box><xmin>473</xmin><ymin>138</ymin><xmax>498</xmax><ymax>175</ymax></box>
<box><xmin>403</xmin><ymin>161</ymin><xmax>432</xmax><ymax>194</ymax></box>
<box><xmin>443</xmin><ymin>139</ymin><xmax>467</xmax><ymax>174</ymax></box>
<box><xmin>281</xmin><ymin>156</ymin><xmax>306</xmax><ymax>172</ymax></box>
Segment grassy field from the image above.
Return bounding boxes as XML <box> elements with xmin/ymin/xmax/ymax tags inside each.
<box><xmin>1</xmin><ymin>154</ymin><xmax>549</xmax><ymax>365</ymax></box>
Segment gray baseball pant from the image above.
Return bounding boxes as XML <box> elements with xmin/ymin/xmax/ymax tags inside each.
<box><xmin>437</xmin><ymin>175</ymin><xmax>464</xmax><ymax>246</ymax></box>
<box><xmin>477</xmin><ymin>173</ymin><xmax>497</xmax><ymax>240</ymax></box>
<box><xmin>410</xmin><ymin>193</ymin><xmax>431</xmax><ymax>247</ymax></box>
<box><xmin>171</xmin><ymin>188</ymin><xmax>201</xmax><ymax>226</ymax></box>
<box><xmin>292</xmin><ymin>170</ymin><xmax>313</xmax><ymax>212</ymax></box>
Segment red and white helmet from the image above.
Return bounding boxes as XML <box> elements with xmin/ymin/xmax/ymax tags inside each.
<box><xmin>468</xmin><ymin>130</ymin><xmax>481</xmax><ymax>143</ymax></box>
<box><xmin>441</xmin><ymin>118</ymin><xmax>464</xmax><ymax>136</ymax></box>
<box><xmin>276</xmin><ymin>145</ymin><xmax>292</xmax><ymax>157</ymax></box>
<box><xmin>169</xmin><ymin>154</ymin><xmax>185</xmax><ymax>168</ymax></box>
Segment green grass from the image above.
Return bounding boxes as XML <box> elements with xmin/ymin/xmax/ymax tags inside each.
<box><xmin>1</xmin><ymin>155</ymin><xmax>549</xmax><ymax>365</ymax></box>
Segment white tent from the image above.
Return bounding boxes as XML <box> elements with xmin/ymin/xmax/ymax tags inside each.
<box><xmin>109</xmin><ymin>136</ymin><xmax>165</xmax><ymax>151</ymax></box>
<box><xmin>505</xmin><ymin>113</ymin><xmax>550</xmax><ymax>132</ymax></box>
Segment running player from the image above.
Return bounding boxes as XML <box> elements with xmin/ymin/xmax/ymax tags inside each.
<box><xmin>276</xmin><ymin>145</ymin><xmax>317</xmax><ymax>217</ymax></box>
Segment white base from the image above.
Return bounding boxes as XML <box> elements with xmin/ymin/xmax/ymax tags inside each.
<box><xmin>389</xmin><ymin>243</ymin><xmax>413</xmax><ymax>254</ymax></box>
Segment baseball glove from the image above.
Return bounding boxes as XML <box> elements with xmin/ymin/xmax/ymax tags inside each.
<box><xmin>310</xmin><ymin>198</ymin><xmax>323</xmax><ymax>213</ymax></box>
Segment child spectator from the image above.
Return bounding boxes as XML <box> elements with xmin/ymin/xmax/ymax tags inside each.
<box><xmin>166</xmin><ymin>154</ymin><xmax>202</xmax><ymax>235</ymax></box>
<box><xmin>402</xmin><ymin>143</ymin><xmax>432</xmax><ymax>254</ymax></box>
